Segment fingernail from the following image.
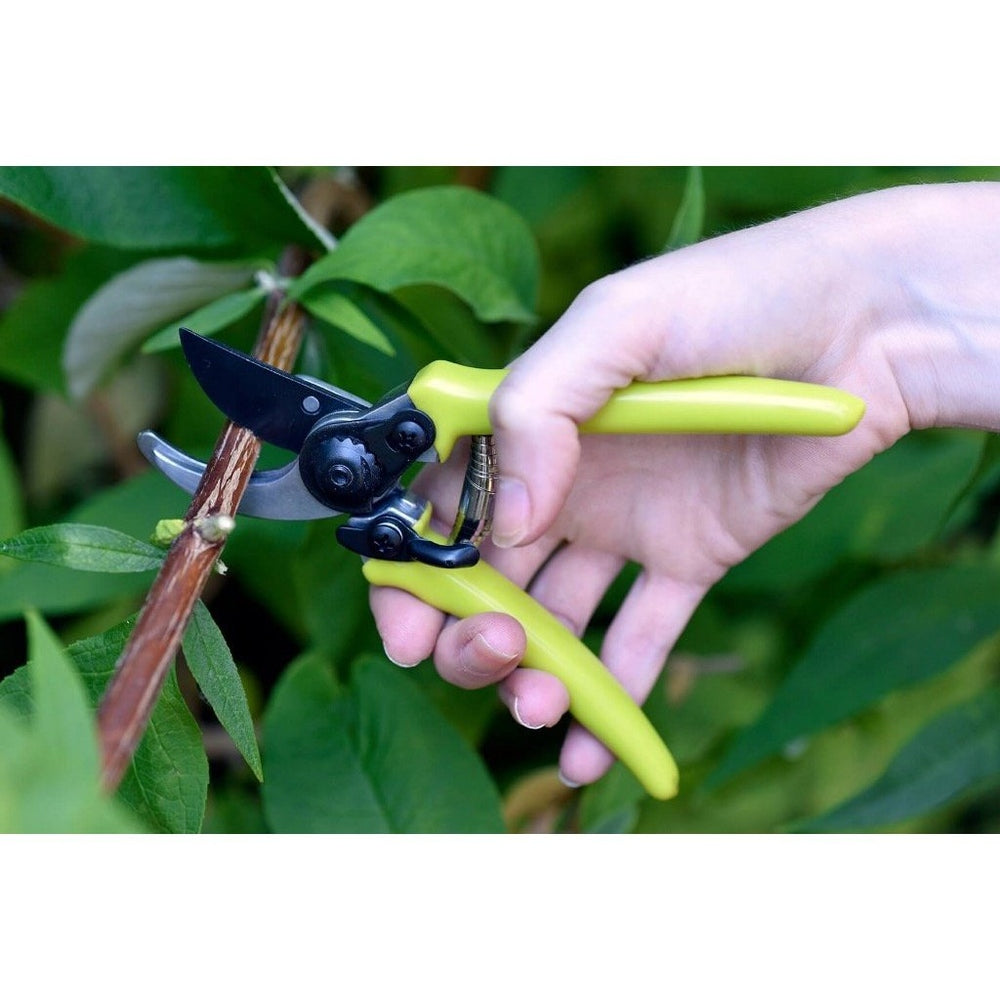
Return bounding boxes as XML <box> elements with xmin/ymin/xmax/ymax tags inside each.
<box><xmin>492</xmin><ymin>476</ymin><xmax>530</xmax><ymax>549</ymax></box>
<box><xmin>558</xmin><ymin>770</ymin><xmax>582</xmax><ymax>789</ymax></box>
<box><xmin>472</xmin><ymin>631</ymin><xmax>520</xmax><ymax>666</ymax></box>
<box><xmin>461</xmin><ymin>632</ymin><xmax>520</xmax><ymax>680</ymax></box>
<box><xmin>499</xmin><ymin>689</ymin><xmax>544</xmax><ymax>730</ymax></box>
<box><xmin>383</xmin><ymin>642</ymin><xmax>420</xmax><ymax>668</ymax></box>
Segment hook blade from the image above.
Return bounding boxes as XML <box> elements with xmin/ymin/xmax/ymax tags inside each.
<box><xmin>137</xmin><ymin>431</ymin><xmax>341</xmax><ymax>520</ymax></box>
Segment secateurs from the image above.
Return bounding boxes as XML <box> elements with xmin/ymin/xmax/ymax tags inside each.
<box><xmin>140</xmin><ymin>328</ymin><xmax>866</xmax><ymax>800</ymax></box>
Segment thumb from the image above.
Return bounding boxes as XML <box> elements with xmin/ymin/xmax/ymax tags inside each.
<box><xmin>488</xmin><ymin>279</ymin><xmax>662</xmax><ymax>547</ymax></box>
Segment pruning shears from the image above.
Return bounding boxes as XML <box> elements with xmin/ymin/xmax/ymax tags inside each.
<box><xmin>140</xmin><ymin>328</ymin><xmax>866</xmax><ymax>800</ymax></box>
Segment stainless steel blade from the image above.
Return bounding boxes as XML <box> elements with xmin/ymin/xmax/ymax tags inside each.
<box><xmin>137</xmin><ymin>431</ymin><xmax>340</xmax><ymax>520</ymax></box>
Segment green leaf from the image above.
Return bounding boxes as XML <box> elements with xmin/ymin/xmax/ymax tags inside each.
<box><xmin>72</xmin><ymin>623</ymin><xmax>208</xmax><ymax>834</ymax></box>
<box><xmin>0</xmin><ymin>618</ymin><xmax>208</xmax><ymax>833</ymax></box>
<box><xmin>0</xmin><ymin>612</ymin><xmax>138</xmax><ymax>832</ymax></box>
<box><xmin>182</xmin><ymin>601</ymin><xmax>263</xmax><ymax>781</ymax></box>
<box><xmin>290</xmin><ymin>186</ymin><xmax>539</xmax><ymax>325</ymax></box>
<box><xmin>24</xmin><ymin>610</ymin><xmax>100</xmax><ymax>780</ymax></box>
<box><xmin>290</xmin><ymin>521</ymin><xmax>374</xmax><ymax>663</ymax></box>
<box><xmin>119</xmin><ymin>664</ymin><xmax>209</xmax><ymax>833</ymax></box>
<box><xmin>403</xmin><ymin>667</ymin><xmax>500</xmax><ymax>749</ymax></box>
<box><xmin>0</xmin><ymin>246</ymin><xmax>143</xmax><ymax>394</ymax></box>
<box><xmin>143</xmin><ymin>286</ymin><xmax>268</xmax><ymax>353</ymax></box>
<box><xmin>940</xmin><ymin>432</ymin><xmax>1000</xmax><ymax>532</ymax></box>
<box><xmin>0</xmin><ymin>523</ymin><xmax>166</xmax><ymax>573</ymax></box>
<box><xmin>306</xmin><ymin>286</ymin><xmax>435</xmax><ymax>402</ymax></box>
<box><xmin>63</xmin><ymin>256</ymin><xmax>259</xmax><ymax>398</ymax></box>
<box><xmin>0</xmin><ymin>704</ymin><xmax>138</xmax><ymax>833</ymax></box>
<box><xmin>0</xmin><ymin>407</ymin><xmax>24</xmax><ymax>545</ymax></box>
<box><xmin>298</xmin><ymin>285</ymin><xmax>396</xmax><ymax>355</ymax></box>
<box><xmin>795</xmin><ymin>688</ymin><xmax>1000</xmax><ymax>831</ymax></box>
<box><xmin>392</xmin><ymin>284</ymin><xmax>505</xmax><ymax>368</ymax></box>
<box><xmin>579</xmin><ymin>763</ymin><xmax>644</xmax><ymax>833</ymax></box>
<box><xmin>0</xmin><ymin>472</ymin><xmax>182</xmax><ymax>622</ymax></box>
<box><xmin>707</xmin><ymin>565</ymin><xmax>1000</xmax><ymax>789</ymax></box>
<box><xmin>0</xmin><ymin>166</ymin><xmax>327</xmax><ymax>251</ymax></box>
<box><xmin>492</xmin><ymin>166</ymin><xmax>590</xmax><ymax>226</ymax></box>
<box><xmin>723</xmin><ymin>430</ymin><xmax>984</xmax><ymax>592</ymax></box>
<box><xmin>262</xmin><ymin>653</ymin><xmax>505</xmax><ymax>832</ymax></box>
<box><xmin>665</xmin><ymin>166</ymin><xmax>705</xmax><ymax>251</ymax></box>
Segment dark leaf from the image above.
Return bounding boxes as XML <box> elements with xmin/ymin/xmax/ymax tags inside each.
<box><xmin>298</xmin><ymin>286</ymin><xmax>396</xmax><ymax>355</ymax></box>
<box><xmin>0</xmin><ymin>613</ymin><xmax>139</xmax><ymax>832</ymax></box>
<box><xmin>0</xmin><ymin>523</ymin><xmax>166</xmax><ymax>573</ymax></box>
<box><xmin>0</xmin><ymin>166</ymin><xmax>327</xmax><ymax>251</ymax></box>
<box><xmin>0</xmin><ymin>617</ymin><xmax>208</xmax><ymax>832</ymax></box>
<box><xmin>0</xmin><ymin>407</ymin><xmax>24</xmax><ymax>543</ymax></box>
<box><xmin>142</xmin><ymin>287</ymin><xmax>267</xmax><ymax>353</ymax></box>
<box><xmin>0</xmin><ymin>473</ymin><xmax>184</xmax><ymax>622</ymax></box>
<box><xmin>63</xmin><ymin>257</ymin><xmax>260</xmax><ymax>397</ymax></box>
<box><xmin>262</xmin><ymin>653</ymin><xmax>505</xmax><ymax>832</ymax></box>
<box><xmin>182</xmin><ymin>601</ymin><xmax>263</xmax><ymax>781</ymax></box>
<box><xmin>707</xmin><ymin>565</ymin><xmax>1000</xmax><ymax>789</ymax></box>
<box><xmin>290</xmin><ymin>186</ymin><xmax>539</xmax><ymax>324</ymax></box>
<box><xmin>795</xmin><ymin>688</ymin><xmax>1000</xmax><ymax>831</ymax></box>
<box><xmin>0</xmin><ymin>246</ymin><xmax>143</xmax><ymax>394</ymax></box>
<box><xmin>723</xmin><ymin>430</ymin><xmax>983</xmax><ymax>592</ymax></box>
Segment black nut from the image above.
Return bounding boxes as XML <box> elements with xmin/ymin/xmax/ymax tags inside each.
<box><xmin>299</xmin><ymin>432</ymin><xmax>381</xmax><ymax>514</ymax></box>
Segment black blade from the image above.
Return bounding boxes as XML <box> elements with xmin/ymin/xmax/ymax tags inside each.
<box><xmin>179</xmin><ymin>328</ymin><xmax>368</xmax><ymax>453</ymax></box>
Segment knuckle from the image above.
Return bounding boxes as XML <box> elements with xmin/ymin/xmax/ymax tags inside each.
<box><xmin>488</xmin><ymin>374</ymin><xmax>536</xmax><ymax>435</ymax></box>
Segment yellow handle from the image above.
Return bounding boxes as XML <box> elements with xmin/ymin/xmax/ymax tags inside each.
<box><xmin>408</xmin><ymin>361</ymin><xmax>866</xmax><ymax>460</ymax></box>
<box><xmin>363</xmin><ymin>513</ymin><xmax>679</xmax><ymax>800</ymax></box>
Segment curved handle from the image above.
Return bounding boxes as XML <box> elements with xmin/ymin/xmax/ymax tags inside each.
<box><xmin>408</xmin><ymin>361</ymin><xmax>866</xmax><ymax>460</ymax></box>
<box><xmin>363</xmin><ymin>513</ymin><xmax>679</xmax><ymax>800</ymax></box>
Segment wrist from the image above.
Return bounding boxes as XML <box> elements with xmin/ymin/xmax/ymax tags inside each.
<box><xmin>854</xmin><ymin>182</ymin><xmax>1000</xmax><ymax>433</ymax></box>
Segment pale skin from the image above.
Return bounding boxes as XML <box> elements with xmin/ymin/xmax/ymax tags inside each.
<box><xmin>370</xmin><ymin>182</ymin><xmax>1000</xmax><ymax>788</ymax></box>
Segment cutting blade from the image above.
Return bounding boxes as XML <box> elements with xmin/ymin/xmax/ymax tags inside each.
<box><xmin>137</xmin><ymin>431</ymin><xmax>341</xmax><ymax>519</ymax></box>
<box><xmin>179</xmin><ymin>328</ymin><xmax>369</xmax><ymax>453</ymax></box>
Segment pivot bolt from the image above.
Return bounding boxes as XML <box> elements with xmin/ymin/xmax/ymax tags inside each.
<box><xmin>389</xmin><ymin>419</ymin><xmax>429</xmax><ymax>457</ymax></box>
<box><xmin>370</xmin><ymin>521</ymin><xmax>405</xmax><ymax>558</ymax></box>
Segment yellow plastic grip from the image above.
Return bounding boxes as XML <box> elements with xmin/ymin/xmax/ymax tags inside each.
<box><xmin>408</xmin><ymin>361</ymin><xmax>866</xmax><ymax>460</ymax></box>
<box><xmin>363</xmin><ymin>514</ymin><xmax>680</xmax><ymax>801</ymax></box>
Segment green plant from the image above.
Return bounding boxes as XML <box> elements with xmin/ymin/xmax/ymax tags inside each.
<box><xmin>1</xmin><ymin>165</ymin><xmax>999</xmax><ymax>833</ymax></box>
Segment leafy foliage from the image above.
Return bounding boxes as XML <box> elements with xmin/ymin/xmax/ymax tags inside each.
<box><xmin>0</xmin><ymin>616</ymin><xmax>208</xmax><ymax>832</ymax></box>
<box><xmin>708</xmin><ymin>565</ymin><xmax>1000</xmax><ymax>790</ymax></box>
<box><xmin>0</xmin><ymin>613</ymin><xmax>141</xmax><ymax>832</ymax></box>
<box><xmin>182</xmin><ymin>601</ymin><xmax>263</xmax><ymax>782</ymax></box>
<box><xmin>0</xmin><ymin>166</ymin><xmax>325</xmax><ymax>252</ymax></box>
<box><xmin>794</xmin><ymin>687</ymin><xmax>1000</xmax><ymax>831</ymax></box>
<box><xmin>0</xmin><ymin>522</ymin><xmax>166</xmax><ymax>572</ymax></box>
<box><xmin>289</xmin><ymin>185</ymin><xmax>539</xmax><ymax>323</ymax></box>
<box><xmin>262</xmin><ymin>653</ymin><xmax>505</xmax><ymax>833</ymax></box>
<box><xmin>64</xmin><ymin>257</ymin><xmax>263</xmax><ymax>398</ymax></box>
<box><xmin>2</xmin><ymin>165</ymin><xmax>1000</xmax><ymax>834</ymax></box>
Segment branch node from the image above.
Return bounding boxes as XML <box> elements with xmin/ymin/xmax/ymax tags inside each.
<box><xmin>194</xmin><ymin>513</ymin><xmax>236</xmax><ymax>543</ymax></box>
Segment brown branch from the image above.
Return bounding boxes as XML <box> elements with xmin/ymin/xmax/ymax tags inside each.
<box><xmin>96</xmin><ymin>173</ymin><xmax>367</xmax><ymax>793</ymax></box>
<box><xmin>96</xmin><ymin>297</ymin><xmax>307</xmax><ymax>791</ymax></box>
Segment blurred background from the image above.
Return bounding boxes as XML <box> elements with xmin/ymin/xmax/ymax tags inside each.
<box><xmin>2</xmin><ymin>165</ymin><xmax>1000</xmax><ymax>833</ymax></box>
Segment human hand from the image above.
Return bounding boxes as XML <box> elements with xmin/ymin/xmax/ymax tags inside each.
<box><xmin>371</xmin><ymin>182</ymin><xmax>1000</xmax><ymax>788</ymax></box>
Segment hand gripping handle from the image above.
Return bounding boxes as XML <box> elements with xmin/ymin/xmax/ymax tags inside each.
<box><xmin>363</xmin><ymin>511</ymin><xmax>680</xmax><ymax>800</ymax></box>
<box><xmin>408</xmin><ymin>361</ymin><xmax>866</xmax><ymax>460</ymax></box>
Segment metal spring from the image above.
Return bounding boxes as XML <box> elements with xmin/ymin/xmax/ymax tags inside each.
<box><xmin>448</xmin><ymin>434</ymin><xmax>497</xmax><ymax>547</ymax></box>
